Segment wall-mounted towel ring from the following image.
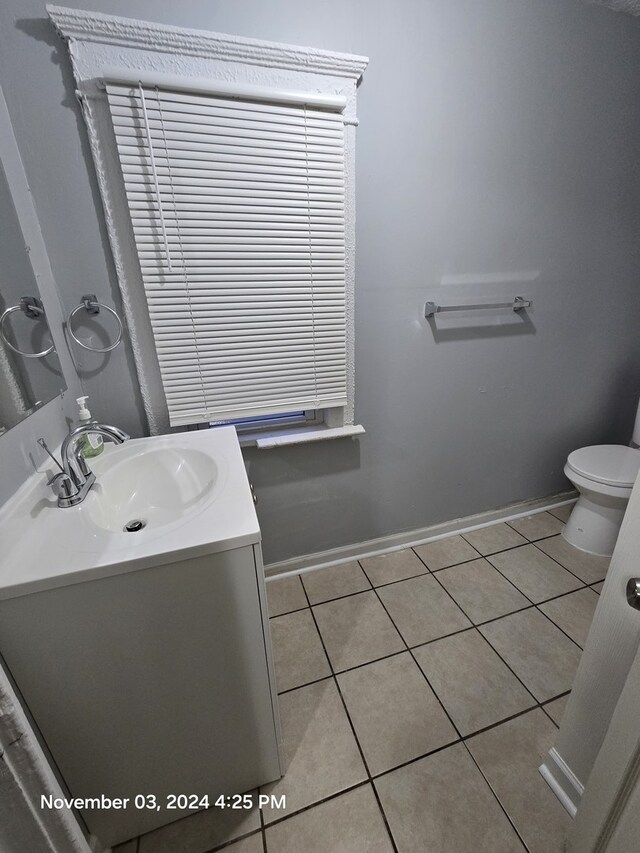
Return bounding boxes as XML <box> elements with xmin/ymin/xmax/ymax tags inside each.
<box><xmin>0</xmin><ymin>296</ymin><xmax>55</xmax><ymax>358</ymax></box>
<box><xmin>67</xmin><ymin>294</ymin><xmax>123</xmax><ymax>353</ymax></box>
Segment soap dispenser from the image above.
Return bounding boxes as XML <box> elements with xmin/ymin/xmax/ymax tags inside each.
<box><xmin>75</xmin><ymin>395</ymin><xmax>104</xmax><ymax>458</ymax></box>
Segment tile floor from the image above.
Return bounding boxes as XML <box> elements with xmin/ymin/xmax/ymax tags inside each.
<box><xmin>116</xmin><ymin>509</ymin><xmax>609</xmax><ymax>853</ymax></box>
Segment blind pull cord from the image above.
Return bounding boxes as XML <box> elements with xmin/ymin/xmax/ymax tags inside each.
<box><xmin>138</xmin><ymin>82</ymin><xmax>173</xmax><ymax>272</ymax></box>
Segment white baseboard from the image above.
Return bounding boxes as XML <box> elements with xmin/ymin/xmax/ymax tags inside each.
<box><xmin>264</xmin><ymin>490</ymin><xmax>577</xmax><ymax>579</ymax></box>
<box><xmin>539</xmin><ymin>747</ymin><xmax>584</xmax><ymax>817</ymax></box>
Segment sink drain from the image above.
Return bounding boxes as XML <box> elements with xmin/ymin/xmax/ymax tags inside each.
<box><xmin>124</xmin><ymin>519</ymin><xmax>146</xmax><ymax>533</ymax></box>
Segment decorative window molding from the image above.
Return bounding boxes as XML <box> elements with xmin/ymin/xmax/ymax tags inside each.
<box><xmin>47</xmin><ymin>5</ymin><xmax>368</xmax><ymax>79</ymax></box>
<box><xmin>48</xmin><ymin>5</ymin><xmax>368</xmax><ymax>438</ymax></box>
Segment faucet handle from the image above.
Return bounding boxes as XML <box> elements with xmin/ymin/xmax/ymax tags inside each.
<box><xmin>47</xmin><ymin>472</ymin><xmax>77</xmax><ymax>500</ymax></box>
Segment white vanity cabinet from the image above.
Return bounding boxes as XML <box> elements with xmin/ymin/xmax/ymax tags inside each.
<box><xmin>0</xmin><ymin>542</ymin><xmax>281</xmax><ymax>846</ymax></box>
<box><xmin>0</xmin><ymin>427</ymin><xmax>281</xmax><ymax>848</ymax></box>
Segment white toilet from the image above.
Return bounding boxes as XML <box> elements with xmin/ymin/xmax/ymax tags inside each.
<box><xmin>563</xmin><ymin>400</ymin><xmax>640</xmax><ymax>557</ymax></box>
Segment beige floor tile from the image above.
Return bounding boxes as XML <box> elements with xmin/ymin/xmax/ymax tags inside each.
<box><xmin>479</xmin><ymin>609</ymin><xmax>582</xmax><ymax>702</ymax></box>
<box><xmin>548</xmin><ymin>503</ymin><xmax>575</xmax><ymax>523</ymax></box>
<box><xmin>270</xmin><ymin>609</ymin><xmax>331</xmax><ymax>692</ymax></box>
<box><xmin>313</xmin><ymin>591</ymin><xmax>404</xmax><ymax>672</ymax></box>
<box><xmin>376</xmin><ymin>574</ymin><xmax>470</xmax><ymax>647</ymax></box>
<box><xmin>413</xmin><ymin>629</ymin><xmax>535</xmax><ymax>736</ymax></box>
<box><xmin>266</xmin><ymin>575</ymin><xmax>308</xmax><ymax>617</ymax></box>
<box><xmin>337</xmin><ymin>652</ymin><xmax>457</xmax><ymax>775</ymax></box>
<box><xmin>436</xmin><ymin>559</ymin><xmax>530</xmax><ymax>624</ymax></box>
<box><xmin>507</xmin><ymin>512</ymin><xmax>564</xmax><ymax>541</ymax></box>
<box><xmin>265</xmin><ymin>785</ymin><xmax>393</xmax><ymax>853</ymax></box>
<box><xmin>487</xmin><ymin>544</ymin><xmax>582</xmax><ymax>603</ymax></box>
<box><xmin>360</xmin><ymin>548</ymin><xmax>428</xmax><ymax>586</ymax></box>
<box><xmin>536</xmin><ymin>536</ymin><xmax>609</xmax><ymax>584</ymax></box>
<box><xmin>543</xmin><ymin>693</ymin><xmax>570</xmax><ymax>726</ymax></box>
<box><xmin>539</xmin><ymin>588</ymin><xmax>600</xmax><ymax>648</ymax></box>
<box><xmin>375</xmin><ymin>743</ymin><xmax>525</xmax><ymax>853</ymax></box>
<box><xmin>592</xmin><ymin>580</ymin><xmax>604</xmax><ymax>594</ymax></box>
<box><xmin>413</xmin><ymin>535</ymin><xmax>479</xmax><ymax>571</ymax></box>
<box><xmin>223</xmin><ymin>836</ymin><xmax>264</xmax><ymax>853</ymax></box>
<box><xmin>260</xmin><ymin>680</ymin><xmax>366</xmax><ymax>823</ymax></box>
<box><xmin>467</xmin><ymin>709</ymin><xmax>572</xmax><ymax>853</ymax></box>
<box><xmin>301</xmin><ymin>561</ymin><xmax>371</xmax><ymax>604</ymax></box>
<box><xmin>138</xmin><ymin>796</ymin><xmax>260</xmax><ymax>853</ymax></box>
<box><xmin>462</xmin><ymin>523</ymin><xmax>527</xmax><ymax>556</ymax></box>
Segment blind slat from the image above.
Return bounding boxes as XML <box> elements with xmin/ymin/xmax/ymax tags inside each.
<box><xmin>107</xmin><ymin>82</ymin><xmax>347</xmax><ymax>425</ymax></box>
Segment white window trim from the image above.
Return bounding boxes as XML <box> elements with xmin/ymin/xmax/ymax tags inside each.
<box><xmin>48</xmin><ymin>5</ymin><xmax>368</xmax><ymax>443</ymax></box>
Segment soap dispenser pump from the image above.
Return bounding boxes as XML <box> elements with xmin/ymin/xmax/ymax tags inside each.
<box><xmin>75</xmin><ymin>395</ymin><xmax>104</xmax><ymax>458</ymax></box>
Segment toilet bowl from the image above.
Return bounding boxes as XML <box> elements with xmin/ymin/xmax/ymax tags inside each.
<box><xmin>563</xmin><ymin>396</ymin><xmax>640</xmax><ymax>556</ymax></box>
<box><xmin>562</xmin><ymin>445</ymin><xmax>640</xmax><ymax>556</ymax></box>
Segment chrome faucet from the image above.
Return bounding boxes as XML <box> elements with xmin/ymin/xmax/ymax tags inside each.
<box><xmin>47</xmin><ymin>423</ymin><xmax>129</xmax><ymax>508</ymax></box>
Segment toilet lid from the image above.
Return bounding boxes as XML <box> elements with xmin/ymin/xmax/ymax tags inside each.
<box><xmin>567</xmin><ymin>445</ymin><xmax>640</xmax><ymax>488</ymax></box>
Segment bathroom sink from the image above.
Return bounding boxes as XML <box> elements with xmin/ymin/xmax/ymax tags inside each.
<box><xmin>0</xmin><ymin>426</ymin><xmax>260</xmax><ymax>599</ymax></box>
<box><xmin>85</xmin><ymin>445</ymin><xmax>218</xmax><ymax>533</ymax></box>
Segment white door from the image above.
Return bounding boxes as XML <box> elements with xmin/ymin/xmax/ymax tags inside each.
<box><xmin>569</xmin><ymin>616</ymin><xmax>640</xmax><ymax>852</ymax></box>
<box><xmin>544</xmin><ymin>470</ymin><xmax>640</xmax><ymax>812</ymax></box>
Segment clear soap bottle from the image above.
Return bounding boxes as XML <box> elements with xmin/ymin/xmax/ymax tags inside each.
<box><xmin>75</xmin><ymin>395</ymin><xmax>104</xmax><ymax>458</ymax></box>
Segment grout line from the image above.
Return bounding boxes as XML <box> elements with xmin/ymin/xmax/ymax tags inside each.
<box><xmin>365</xmin><ymin>567</ymin><xmax>532</xmax><ymax>852</ymax></box>
<box><xmin>465</xmin><ymin>550</ymin><xmax>588</xmax><ymax>651</ymax></box>
<box><xmin>257</xmin><ymin>780</ymin><xmax>373</xmax><ymax>832</ymax></box>
<box><xmin>274</xmin><ymin>582</ymin><xmax>594</xmax><ymax>691</ymax></box>
<box><xmin>533</xmin><ymin>605</ymin><xmax>585</xmax><ymax>651</ymax></box>
<box><xmin>415</xmin><ymin>532</ymin><xmax>486</xmax><ymax>569</ymax></box>
<box><xmin>531</xmin><ymin>537</ymin><xmax>609</xmax><ymax>587</ymax></box>
<box><xmin>461</xmin><ymin>743</ymin><xmax>533</xmax><ymax>853</ymax></box>
<box><xmin>539</xmin><ymin>690</ymin><xmax>571</xmax><ymax>729</ymax></box>
<box><xmin>202</xmin><ymin>827</ymin><xmax>264</xmax><ymax>853</ymax></box>
<box><xmin>298</xmin><ymin>580</ymin><xmax>399</xmax><ymax>853</ymax></box>
<box><xmin>266</xmin><ymin>603</ymin><xmax>309</xmax><ymax>618</ymax></box>
<box><xmin>541</xmin><ymin>689</ymin><xmax>571</xmax><ymax>704</ymax></box>
<box><xmin>270</xmin><ymin>535</ymin><xmax>604</xmax><ymax>612</ymax></box>
<box><xmin>367</xmin><ymin>779</ymin><xmax>400</xmax><ymax>853</ymax></box>
<box><xmin>281</xmin><ymin>583</ymin><xmax>377</xmax><ymax>612</ymax></box>
<box><xmin>269</xmin><ymin>656</ymin><xmax>570</xmax><ymax>846</ymax></box>
<box><xmin>414</xmin><ymin>535</ymin><xmax>593</xmax><ymax>653</ymax></box>
<box><xmin>265</xmin><ymin>530</ymin><xmax>597</xmax><ymax>847</ymax></box>
<box><xmin>541</xmin><ymin>705</ymin><xmax>560</xmax><ymax>729</ymax></box>
<box><xmin>275</xmin><ymin>574</ymin><xmax>592</xmax><ymax>691</ymax></box>
<box><xmin>276</xmin><ymin>623</ymin><xmax>577</xmax><ymax>734</ymax></box>
<box><xmin>527</xmin><ymin>585</ymin><xmax>587</xmax><ymax>607</ymax></box>
<box><xmin>277</xmin><ymin>673</ymin><xmax>334</xmax><ymax>696</ymax></box>
<box><xmin>504</xmin><ymin>514</ymin><xmax>566</xmax><ymax>540</ymax></box>
<box><xmin>406</xmin><ymin>554</ymin><xmax>542</xmax><ymax>712</ymax></box>
<box><xmin>259</xmin><ymin>784</ymin><xmax>266</xmax><ymax>853</ymax></box>
<box><xmin>405</xmin><ymin>548</ymin><xmax>586</xmax><ymax>731</ymax></box>
<box><xmin>444</xmin><ymin>551</ymin><xmax>539</xmax><ymax>608</ymax></box>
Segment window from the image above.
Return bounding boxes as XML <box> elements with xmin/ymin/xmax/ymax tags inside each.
<box><xmin>106</xmin><ymin>83</ymin><xmax>348</xmax><ymax>429</ymax></box>
<box><xmin>51</xmin><ymin>7</ymin><xmax>367</xmax><ymax>441</ymax></box>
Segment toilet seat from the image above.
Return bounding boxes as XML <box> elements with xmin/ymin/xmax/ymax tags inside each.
<box><xmin>566</xmin><ymin>445</ymin><xmax>640</xmax><ymax>489</ymax></box>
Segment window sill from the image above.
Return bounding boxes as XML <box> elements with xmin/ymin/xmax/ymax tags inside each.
<box><xmin>239</xmin><ymin>424</ymin><xmax>365</xmax><ymax>449</ymax></box>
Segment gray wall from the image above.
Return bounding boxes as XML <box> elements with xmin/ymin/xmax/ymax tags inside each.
<box><xmin>1</xmin><ymin>0</ymin><xmax>640</xmax><ymax>562</ymax></box>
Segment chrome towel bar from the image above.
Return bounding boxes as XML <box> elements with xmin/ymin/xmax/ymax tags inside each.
<box><xmin>424</xmin><ymin>296</ymin><xmax>533</xmax><ymax>318</ymax></box>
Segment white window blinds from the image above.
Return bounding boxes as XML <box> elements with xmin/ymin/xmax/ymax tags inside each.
<box><xmin>105</xmin><ymin>83</ymin><xmax>347</xmax><ymax>427</ymax></box>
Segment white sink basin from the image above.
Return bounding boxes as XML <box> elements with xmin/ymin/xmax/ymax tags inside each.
<box><xmin>0</xmin><ymin>427</ymin><xmax>260</xmax><ymax>600</ymax></box>
<box><xmin>86</xmin><ymin>446</ymin><xmax>218</xmax><ymax>533</ymax></box>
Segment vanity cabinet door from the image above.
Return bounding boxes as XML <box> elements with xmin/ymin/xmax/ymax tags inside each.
<box><xmin>0</xmin><ymin>545</ymin><xmax>281</xmax><ymax>846</ymax></box>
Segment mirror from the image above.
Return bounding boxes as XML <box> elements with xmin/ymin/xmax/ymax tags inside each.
<box><xmin>0</xmin><ymin>159</ymin><xmax>66</xmax><ymax>435</ymax></box>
